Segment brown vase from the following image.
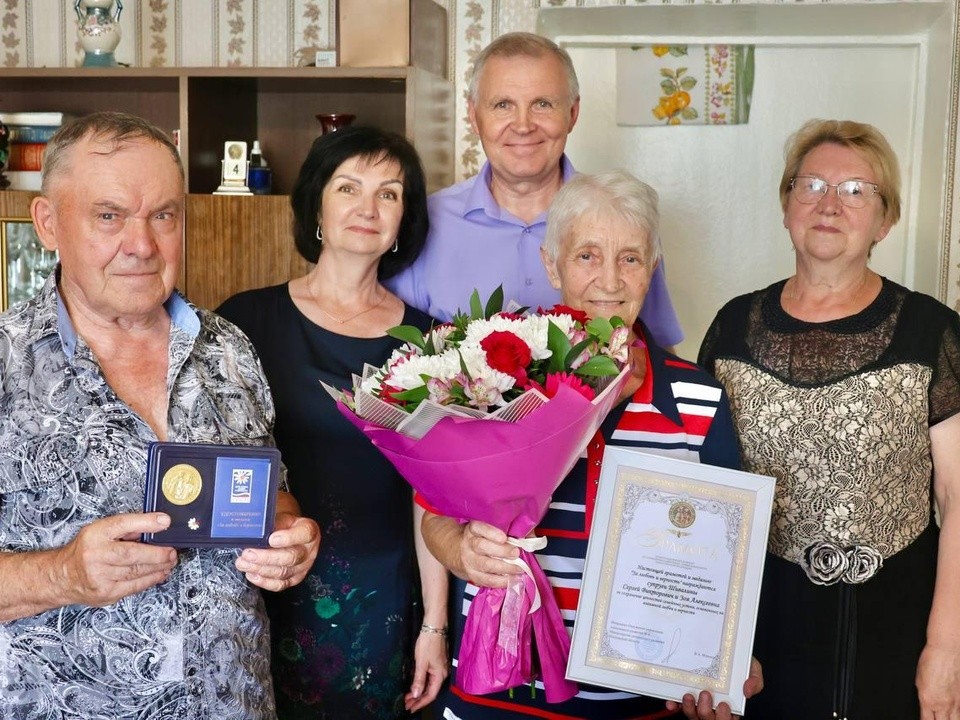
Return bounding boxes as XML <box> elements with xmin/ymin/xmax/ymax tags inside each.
<box><xmin>315</xmin><ymin>113</ymin><xmax>356</xmax><ymax>134</ymax></box>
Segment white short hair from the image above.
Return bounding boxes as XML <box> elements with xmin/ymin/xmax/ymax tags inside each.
<box><xmin>543</xmin><ymin>170</ymin><xmax>661</xmax><ymax>264</ymax></box>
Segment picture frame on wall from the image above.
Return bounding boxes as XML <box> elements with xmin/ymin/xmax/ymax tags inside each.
<box><xmin>0</xmin><ymin>217</ymin><xmax>57</xmax><ymax>311</ymax></box>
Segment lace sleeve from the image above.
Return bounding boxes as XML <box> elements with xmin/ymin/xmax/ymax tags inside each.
<box><xmin>930</xmin><ymin>308</ymin><xmax>960</xmax><ymax>426</ymax></box>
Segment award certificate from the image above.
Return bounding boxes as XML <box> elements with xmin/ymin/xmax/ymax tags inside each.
<box><xmin>566</xmin><ymin>447</ymin><xmax>774</xmax><ymax>714</ymax></box>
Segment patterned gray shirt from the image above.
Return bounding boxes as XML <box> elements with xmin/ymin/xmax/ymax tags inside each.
<box><xmin>0</xmin><ymin>273</ymin><xmax>279</xmax><ymax>719</ymax></box>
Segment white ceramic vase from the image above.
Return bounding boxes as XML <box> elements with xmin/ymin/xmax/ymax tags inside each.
<box><xmin>75</xmin><ymin>0</ymin><xmax>123</xmax><ymax>67</ymax></box>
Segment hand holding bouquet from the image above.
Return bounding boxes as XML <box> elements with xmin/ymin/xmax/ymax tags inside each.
<box><xmin>332</xmin><ymin>289</ymin><xmax>630</xmax><ymax>702</ymax></box>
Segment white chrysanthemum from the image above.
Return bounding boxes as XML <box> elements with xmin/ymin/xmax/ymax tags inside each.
<box><xmin>394</xmin><ymin>350</ymin><xmax>466</xmax><ymax>389</ymax></box>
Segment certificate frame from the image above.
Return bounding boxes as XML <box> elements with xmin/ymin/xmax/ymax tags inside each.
<box><xmin>566</xmin><ymin>447</ymin><xmax>774</xmax><ymax>714</ymax></box>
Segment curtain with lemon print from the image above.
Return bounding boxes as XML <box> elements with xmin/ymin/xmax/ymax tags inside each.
<box><xmin>616</xmin><ymin>44</ymin><xmax>755</xmax><ymax>126</ymax></box>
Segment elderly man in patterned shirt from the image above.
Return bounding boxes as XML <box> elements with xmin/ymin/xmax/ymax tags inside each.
<box><xmin>0</xmin><ymin>112</ymin><xmax>320</xmax><ymax>719</ymax></box>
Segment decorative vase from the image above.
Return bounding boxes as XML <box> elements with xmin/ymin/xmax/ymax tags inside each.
<box><xmin>315</xmin><ymin>113</ymin><xmax>356</xmax><ymax>134</ymax></box>
<box><xmin>75</xmin><ymin>0</ymin><xmax>123</xmax><ymax>67</ymax></box>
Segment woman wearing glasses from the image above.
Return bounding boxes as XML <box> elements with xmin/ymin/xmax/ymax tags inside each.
<box><xmin>698</xmin><ymin>119</ymin><xmax>960</xmax><ymax>719</ymax></box>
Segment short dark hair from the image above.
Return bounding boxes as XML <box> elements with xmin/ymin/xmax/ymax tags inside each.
<box><xmin>291</xmin><ymin>126</ymin><xmax>429</xmax><ymax>280</ymax></box>
<box><xmin>43</xmin><ymin>111</ymin><xmax>183</xmax><ymax>194</ymax></box>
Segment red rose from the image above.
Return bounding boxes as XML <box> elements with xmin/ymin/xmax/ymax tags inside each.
<box><xmin>480</xmin><ymin>331</ymin><xmax>532</xmax><ymax>385</ymax></box>
<box><xmin>540</xmin><ymin>304</ymin><xmax>589</xmax><ymax>324</ymax></box>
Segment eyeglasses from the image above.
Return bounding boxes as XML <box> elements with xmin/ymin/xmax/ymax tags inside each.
<box><xmin>789</xmin><ymin>175</ymin><xmax>880</xmax><ymax>209</ymax></box>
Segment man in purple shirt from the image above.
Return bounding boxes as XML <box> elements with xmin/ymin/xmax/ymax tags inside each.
<box><xmin>387</xmin><ymin>31</ymin><xmax>683</xmax><ymax>348</ymax></box>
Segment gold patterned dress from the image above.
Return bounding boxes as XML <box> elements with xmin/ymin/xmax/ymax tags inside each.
<box><xmin>699</xmin><ymin>278</ymin><xmax>960</xmax><ymax>720</ymax></box>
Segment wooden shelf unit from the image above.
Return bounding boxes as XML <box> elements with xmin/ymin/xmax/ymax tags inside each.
<box><xmin>0</xmin><ymin>66</ymin><xmax>454</xmax><ymax>308</ymax></box>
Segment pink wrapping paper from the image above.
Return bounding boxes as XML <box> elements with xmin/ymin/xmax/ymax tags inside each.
<box><xmin>338</xmin><ymin>369</ymin><xmax>629</xmax><ymax>702</ymax></box>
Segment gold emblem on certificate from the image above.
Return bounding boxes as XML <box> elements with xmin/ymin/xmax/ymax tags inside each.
<box><xmin>161</xmin><ymin>463</ymin><xmax>203</xmax><ymax>505</ymax></box>
<box><xmin>668</xmin><ymin>500</ymin><xmax>696</xmax><ymax>529</ymax></box>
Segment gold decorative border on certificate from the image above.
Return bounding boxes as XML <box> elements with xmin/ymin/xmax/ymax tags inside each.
<box><xmin>584</xmin><ymin>465</ymin><xmax>756</xmax><ymax>694</ymax></box>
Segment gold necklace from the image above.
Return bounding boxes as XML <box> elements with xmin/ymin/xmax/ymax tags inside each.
<box><xmin>312</xmin><ymin>286</ymin><xmax>387</xmax><ymax>325</ymax></box>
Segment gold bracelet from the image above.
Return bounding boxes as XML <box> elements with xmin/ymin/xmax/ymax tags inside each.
<box><xmin>420</xmin><ymin>623</ymin><xmax>448</xmax><ymax>637</ymax></box>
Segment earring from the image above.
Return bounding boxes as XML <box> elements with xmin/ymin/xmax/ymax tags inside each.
<box><xmin>316</xmin><ymin>226</ymin><xmax>323</xmax><ymax>244</ymax></box>
<box><xmin>392</xmin><ymin>238</ymin><xmax>399</xmax><ymax>253</ymax></box>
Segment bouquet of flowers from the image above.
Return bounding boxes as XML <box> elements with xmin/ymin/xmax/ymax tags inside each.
<box><xmin>331</xmin><ymin>289</ymin><xmax>631</xmax><ymax>702</ymax></box>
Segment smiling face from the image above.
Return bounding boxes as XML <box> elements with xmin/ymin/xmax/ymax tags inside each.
<box><xmin>468</xmin><ymin>52</ymin><xmax>580</xmax><ymax>189</ymax></box>
<box><xmin>542</xmin><ymin>211</ymin><xmax>655</xmax><ymax>324</ymax></box>
<box><xmin>31</xmin><ymin>135</ymin><xmax>184</xmax><ymax>323</ymax></box>
<box><xmin>783</xmin><ymin>142</ymin><xmax>892</xmax><ymax>267</ymax></box>
<box><xmin>318</xmin><ymin>154</ymin><xmax>405</xmax><ymax>260</ymax></box>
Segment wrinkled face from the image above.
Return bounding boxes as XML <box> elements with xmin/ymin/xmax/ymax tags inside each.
<box><xmin>541</xmin><ymin>211</ymin><xmax>655</xmax><ymax>324</ymax></box>
<box><xmin>32</xmin><ymin>136</ymin><xmax>183</xmax><ymax>323</ymax></box>
<box><xmin>783</xmin><ymin>142</ymin><xmax>891</xmax><ymax>266</ymax></box>
<box><xmin>468</xmin><ymin>53</ymin><xmax>580</xmax><ymax>188</ymax></box>
<box><xmin>319</xmin><ymin>154</ymin><xmax>404</xmax><ymax>259</ymax></box>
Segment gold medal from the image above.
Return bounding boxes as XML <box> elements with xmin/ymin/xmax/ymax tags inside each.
<box><xmin>161</xmin><ymin>463</ymin><xmax>203</xmax><ymax>506</ymax></box>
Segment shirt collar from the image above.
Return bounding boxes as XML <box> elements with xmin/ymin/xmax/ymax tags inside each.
<box><xmin>463</xmin><ymin>155</ymin><xmax>577</xmax><ymax>223</ymax></box>
<box><xmin>35</xmin><ymin>268</ymin><xmax>200</xmax><ymax>359</ymax></box>
<box><xmin>631</xmin><ymin>321</ymin><xmax>683</xmax><ymax>427</ymax></box>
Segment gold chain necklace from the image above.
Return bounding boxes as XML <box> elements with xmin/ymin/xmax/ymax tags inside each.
<box><xmin>311</xmin><ymin>285</ymin><xmax>387</xmax><ymax>325</ymax></box>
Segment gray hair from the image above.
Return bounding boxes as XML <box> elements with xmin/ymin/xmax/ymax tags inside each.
<box><xmin>42</xmin><ymin>111</ymin><xmax>184</xmax><ymax>194</ymax></box>
<box><xmin>543</xmin><ymin>170</ymin><xmax>662</xmax><ymax>265</ymax></box>
<box><xmin>467</xmin><ymin>32</ymin><xmax>580</xmax><ymax>106</ymax></box>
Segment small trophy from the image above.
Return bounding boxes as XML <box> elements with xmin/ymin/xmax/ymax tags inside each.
<box><xmin>213</xmin><ymin>141</ymin><xmax>253</xmax><ymax>195</ymax></box>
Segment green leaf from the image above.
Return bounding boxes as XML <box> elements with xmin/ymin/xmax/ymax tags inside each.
<box><xmin>546</xmin><ymin>321</ymin><xmax>572</xmax><ymax>373</ymax></box>
<box><xmin>423</xmin><ymin>326</ymin><xmax>437</xmax><ymax>355</ymax></box>
<box><xmin>458</xmin><ymin>350</ymin><xmax>473</xmax><ymax>380</ymax></box>
<box><xmin>659</xmin><ymin>67</ymin><xmax>676</xmax><ymax>79</ymax></box>
<box><xmin>575</xmin><ymin>355</ymin><xmax>620</xmax><ymax>377</ymax></box>
<box><xmin>680</xmin><ymin>76</ymin><xmax>697</xmax><ymax>91</ymax></box>
<box><xmin>387</xmin><ymin>325</ymin><xmax>425</xmax><ymax>350</ymax></box>
<box><xmin>484</xmin><ymin>285</ymin><xmax>505</xmax><ymax>318</ymax></box>
<box><xmin>681</xmin><ymin>107</ymin><xmax>699</xmax><ymax>120</ymax></box>
<box><xmin>675</xmin><ymin>66</ymin><xmax>688</xmax><ymax>76</ymax></box>
<box><xmin>670</xmin><ymin>46</ymin><xmax>689</xmax><ymax>57</ymax></box>
<box><xmin>565</xmin><ymin>338</ymin><xmax>593</xmax><ymax>368</ymax></box>
<box><xmin>586</xmin><ymin>316</ymin><xmax>614</xmax><ymax>344</ymax></box>
<box><xmin>469</xmin><ymin>289</ymin><xmax>484</xmax><ymax>320</ymax></box>
<box><xmin>389</xmin><ymin>385</ymin><xmax>430</xmax><ymax>405</ymax></box>
<box><xmin>660</xmin><ymin>79</ymin><xmax>677</xmax><ymax>95</ymax></box>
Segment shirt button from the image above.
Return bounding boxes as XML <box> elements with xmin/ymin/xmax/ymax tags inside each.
<box><xmin>525</xmin><ymin>278</ymin><xmax>533</xmax><ymax>286</ymax></box>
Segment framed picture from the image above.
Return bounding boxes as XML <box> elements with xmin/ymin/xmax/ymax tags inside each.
<box><xmin>0</xmin><ymin>217</ymin><xmax>57</xmax><ymax>311</ymax></box>
<box><xmin>566</xmin><ymin>447</ymin><xmax>775</xmax><ymax>715</ymax></box>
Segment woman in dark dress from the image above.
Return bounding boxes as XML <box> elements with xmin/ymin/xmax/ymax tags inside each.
<box><xmin>218</xmin><ymin>126</ymin><xmax>448</xmax><ymax>719</ymax></box>
<box><xmin>699</xmin><ymin>119</ymin><xmax>960</xmax><ymax>719</ymax></box>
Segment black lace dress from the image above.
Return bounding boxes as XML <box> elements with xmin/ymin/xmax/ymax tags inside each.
<box><xmin>699</xmin><ymin>278</ymin><xmax>960</xmax><ymax>720</ymax></box>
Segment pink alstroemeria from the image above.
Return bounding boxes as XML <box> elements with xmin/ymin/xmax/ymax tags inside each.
<box><xmin>462</xmin><ymin>375</ymin><xmax>509</xmax><ymax>411</ymax></box>
<box><xmin>544</xmin><ymin>372</ymin><xmax>596</xmax><ymax>401</ymax></box>
<box><xmin>604</xmin><ymin>324</ymin><xmax>631</xmax><ymax>364</ymax></box>
<box><xmin>426</xmin><ymin>376</ymin><xmax>455</xmax><ymax>405</ymax></box>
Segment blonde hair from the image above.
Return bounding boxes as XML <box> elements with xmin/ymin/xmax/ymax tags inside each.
<box><xmin>779</xmin><ymin>119</ymin><xmax>901</xmax><ymax>227</ymax></box>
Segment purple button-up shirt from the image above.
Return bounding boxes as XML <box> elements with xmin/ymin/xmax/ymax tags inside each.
<box><xmin>387</xmin><ymin>156</ymin><xmax>683</xmax><ymax>346</ymax></box>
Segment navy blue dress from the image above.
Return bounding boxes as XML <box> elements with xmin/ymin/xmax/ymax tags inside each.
<box><xmin>218</xmin><ymin>284</ymin><xmax>434</xmax><ymax>720</ymax></box>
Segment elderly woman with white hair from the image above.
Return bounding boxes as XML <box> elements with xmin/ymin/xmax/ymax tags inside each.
<box><xmin>421</xmin><ymin>170</ymin><xmax>763</xmax><ymax>720</ymax></box>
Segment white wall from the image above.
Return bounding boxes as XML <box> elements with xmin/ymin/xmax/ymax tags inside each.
<box><xmin>564</xmin><ymin>42</ymin><xmax>924</xmax><ymax>358</ymax></box>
